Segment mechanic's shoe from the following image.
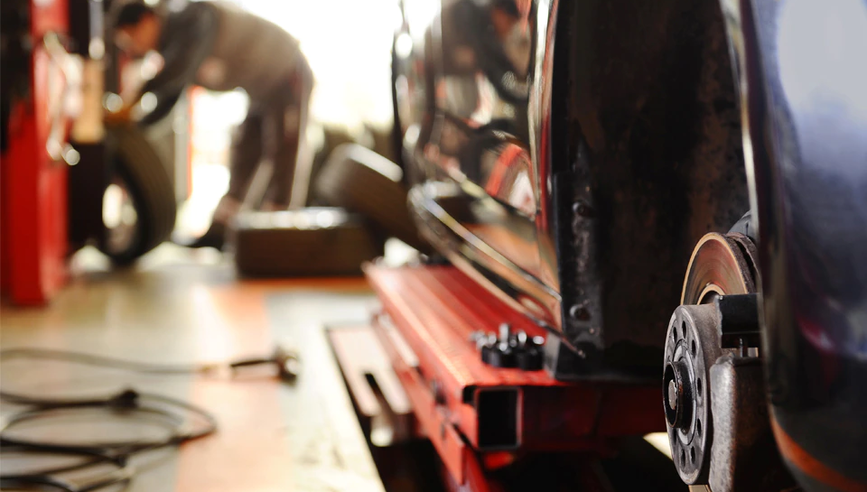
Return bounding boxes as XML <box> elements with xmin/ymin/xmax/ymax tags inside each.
<box><xmin>185</xmin><ymin>221</ymin><xmax>226</xmax><ymax>250</ymax></box>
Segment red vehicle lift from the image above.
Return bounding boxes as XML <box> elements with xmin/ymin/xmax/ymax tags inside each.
<box><xmin>358</xmin><ymin>264</ymin><xmax>663</xmax><ymax>490</ymax></box>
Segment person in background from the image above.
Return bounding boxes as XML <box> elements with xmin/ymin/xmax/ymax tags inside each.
<box><xmin>111</xmin><ymin>1</ymin><xmax>313</xmax><ymax>249</ymax></box>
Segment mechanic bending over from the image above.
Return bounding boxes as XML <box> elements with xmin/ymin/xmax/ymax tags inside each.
<box><xmin>111</xmin><ymin>1</ymin><xmax>314</xmax><ymax>250</ymax></box>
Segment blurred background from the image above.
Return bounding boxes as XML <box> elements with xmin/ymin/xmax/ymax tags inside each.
<box><xmin>172</xmin><ymin>0</ymin><xmax>401</xmax><ymax>238</ymax></box>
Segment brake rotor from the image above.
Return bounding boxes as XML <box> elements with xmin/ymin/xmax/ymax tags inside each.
<box><xmin>681</xmin><ymin>232</ymin><xmax>757</xmax><ymax>305</ymax></box>
<box><xmin>664</xmin><ymin>232</ymin><xmax>758</xmax><ymax>484</ymax></box>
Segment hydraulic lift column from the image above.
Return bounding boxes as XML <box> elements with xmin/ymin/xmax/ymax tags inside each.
<box><xmin>1</xmin><ymin>0</ymin><xmax>74</xmax><ymax>305</ymax></box>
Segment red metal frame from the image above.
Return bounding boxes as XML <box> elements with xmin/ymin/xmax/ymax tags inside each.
<box><xmin>376</xmin><ymin>311</ymin><xmax>472</xmax><ymax>483</ymax></box>
<box><xmin>366</xmin><ymin>264</ymin><xmax>662</xmax><ymax>487</ymax></box>
<box><xmin>1</xmin><ymin>0</ymin><xmax>71</xmax><ymax>305</ymax></box>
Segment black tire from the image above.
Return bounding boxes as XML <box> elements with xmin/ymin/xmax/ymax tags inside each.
<box><xmin>314</xmin><ymin>143</ymin><xmax>429</xmax><ymax>252</ymax></box>
<box><xmin>100</xmin><ymin>124</ymin><xmax>177</xmax><ymax>265</ymax></box>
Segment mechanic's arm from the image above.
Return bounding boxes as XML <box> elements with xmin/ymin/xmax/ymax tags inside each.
<box><xmin>137</xmin><ymin>4</ymin><xmax>218</xmax><ymax>125</ymax></box>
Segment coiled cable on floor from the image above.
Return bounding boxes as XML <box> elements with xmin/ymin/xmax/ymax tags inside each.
<box><xmin>0</xmin><ymin>348</ymin><xmax>291</xmax><ymax>491</ymax></box>
<box><xmin>0</xmin><ymin>444</ymin><xmax>134</xmax><ymax>492</ymax></box>
<box><xmin>0</xmin><ymin>389</ymin><xmax>216</xmax><ymax>491</ymax></box>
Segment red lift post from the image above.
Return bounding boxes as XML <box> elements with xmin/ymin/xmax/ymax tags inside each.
<box><xmin>1</xmin><ymin>0</ymin><xmax>72</xmax><ymax>305</ymax></box>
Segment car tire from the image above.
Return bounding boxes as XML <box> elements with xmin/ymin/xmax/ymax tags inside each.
<box><xmin>314</xmin><ymin>143</ymin><xmax>429</xmax><ymax>252</ymax></box>
<box><xmin>99</xmin><ymin>124</ymin><xmax>177</xmax><ymax>265</ymax></box>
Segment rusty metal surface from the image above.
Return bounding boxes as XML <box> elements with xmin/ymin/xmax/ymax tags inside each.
<box><xmin>550</xmin><ymin>0</ymin><xmax>749</xmax><ymax>370</ymax></box>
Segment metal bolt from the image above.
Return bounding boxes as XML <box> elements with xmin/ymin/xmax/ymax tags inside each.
<box><xmin>572</xmin><ymin>200</ymin><xmax>596</xmax><ymax>218</ymax></box>
<box><xmin>469</xmin><ymin>330</ymin><xmax>487</xmax><ymax>350</ymax></box>
<box><xmin>498</xmin><ymin>323</ymin><xmax>511</xmax><ymax>344</ymax></box>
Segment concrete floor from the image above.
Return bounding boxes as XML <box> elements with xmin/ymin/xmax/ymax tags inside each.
<box><xmin>0</xmin><ymin>244</ymin><xmax>386</xmax><ymax>491</ymax></box>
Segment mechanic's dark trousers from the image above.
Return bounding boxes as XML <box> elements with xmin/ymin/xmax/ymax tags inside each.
<box><xmin>214</xmin><ymin>57</ymin><xmax>313</xmax><ymax>223</ymax></box>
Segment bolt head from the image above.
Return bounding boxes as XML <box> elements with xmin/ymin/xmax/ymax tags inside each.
<box><xmin>498</xmin><ymin>323</ymin><xmax>511</xmax><ymax>343</ymax></box>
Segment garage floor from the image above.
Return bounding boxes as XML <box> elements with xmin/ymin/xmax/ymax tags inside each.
<box><xmin>0</xmin><ymin>244</ymin><xmax>386</xmax><ymax>492</ymax></box>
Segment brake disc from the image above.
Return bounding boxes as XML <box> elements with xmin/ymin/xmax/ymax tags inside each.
<box><xmin>681</xmin><ymin>232</ymin><xmax>757</xmax><ymax>305</ymax></box>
